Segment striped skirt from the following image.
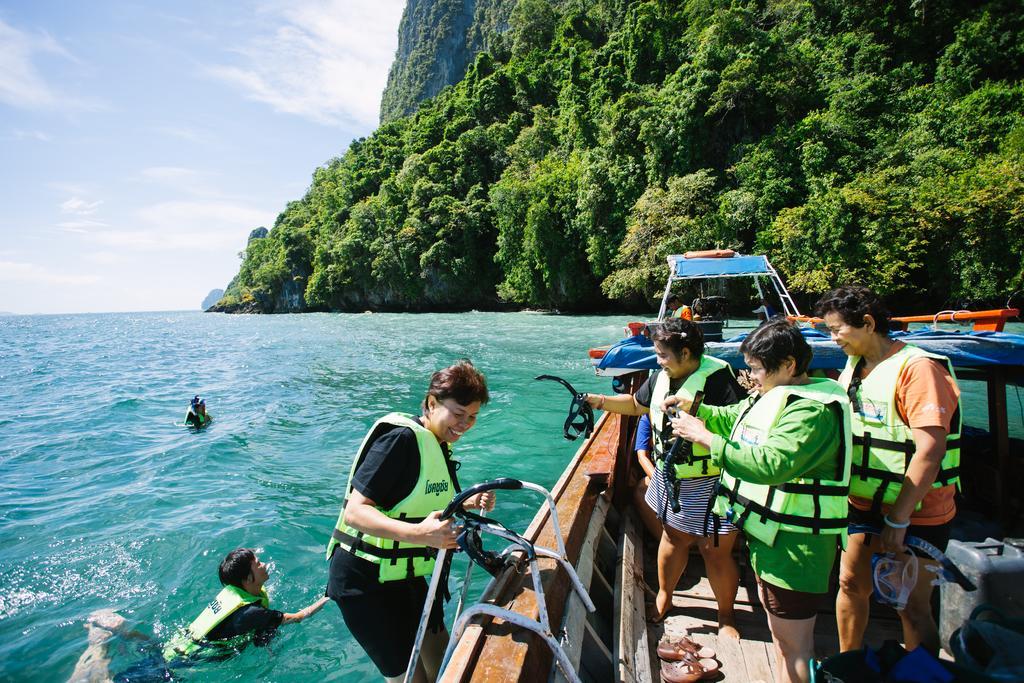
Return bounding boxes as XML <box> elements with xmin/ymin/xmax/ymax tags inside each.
<box><xmin>644</xmin><ymin>473</ymin><xmax>736</xmax><ymax>536</ymax></box>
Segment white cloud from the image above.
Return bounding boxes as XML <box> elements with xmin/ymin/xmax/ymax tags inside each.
<box><xmin>57</xmin><ymin>219</ymin><xmax>108</xmax><ymax>233</ymax></box>
<box><xmin>61</xmin><ymin>197</ymin><xmax>103</xmax><ymax>215</ymax></box>
<box><xmin>0</xmin><ymin>19</ymin><xmax>101</xmax><ymax>111</ymax></box>
<box><xmin>79</xmin><ymin>200</ymin><xmax>272</xmax><ymax>252</ymax></box>
<box><xmin>153</xmin><ymin>125</ymin><xmax>208</xmax><ymax>143</ymax></box>
<box><xmin>204</xmin><ymin>0</ymin><xmax>403</xmax><ymax>128</ymax></box>
<box><xmin>136</xmin><ymin>166</ymin><xmax>229</xmax><ymax>200</ymax></box>
<box><xmin>13</xmin><ymin>129</ymin><xmax>51</xmax><ymax>142</ymax></box>
<box><xmin>83</xmin><ymin>251</ymin><xmax>121</xmax><ymax>265</ymax></box>
<box><xmin>140</xmin><ymin>166</ymin><xmax>205</xmax><ymax>183</ymax></box>
<box><xmin>0</xmin><ymin>261</ymin><xmax>101</xmax><ymax>286</ymax></box>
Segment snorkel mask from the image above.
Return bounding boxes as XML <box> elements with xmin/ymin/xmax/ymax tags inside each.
<box><xmin>850</xmin><ymin>524</ymin><xmax>977</xmax><ymax>609</ymax></box>
<box><xmin>442</xmin><ymin>479</ymin><xmax>527</xmax><ymax>577</ymax></box>
<box><xmin>456</xmin><ymin>513</ymin><xmax>516</xmax><ymax>578</ymax></box>
<box><xmin>871</xmin><ymin>551</ymin><xmax>918</xmax><ymax>611</ymax></box>
<box><xmin>534</xmin><ymin>375</ymin><xmax>594</xmax><ymax>441</ymax></box>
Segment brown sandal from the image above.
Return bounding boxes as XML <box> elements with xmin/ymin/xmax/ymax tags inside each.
<box><xmin>660</xmin><ymin>658</ymin><xmax>720</xmax><ymax>682</ymax></box>
<box><xmin>657</xmin><ymin>635</ymin><xmax>716</xmax><ymax>661</ymax></box>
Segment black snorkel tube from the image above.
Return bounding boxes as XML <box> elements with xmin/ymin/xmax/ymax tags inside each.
<box><xmin>660</xmin><ymin>390</ymin><xmax>705</xmax><ymax>517</ymax></box>
<box><xmin>534</xmin><ymin>375</ymin><xmax>594</xmax><ymax>441</ymax></box>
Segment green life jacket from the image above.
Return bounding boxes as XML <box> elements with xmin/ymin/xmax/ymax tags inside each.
<box><xmin>161</xmin><ymin>585</ymin><xmax>269</xmax><ymax>661</ymax></box>
<box><xmin>713</xmin><ymin>378</ymin><xmax>852</xmax><ymax>547</ymax></box>
<box><xmin>838</xmin><ymin>343</ymin><xmax>962</xmax><ymax>509</ymax></box>
<box><xmin>649</xmin><ymin>355</ymin><xmax>733</xmax><ymax>478</ymax></box>
<box><xmin>326</xmin><ymin>413</ymin><xmax>456</xmax><ymax>583</ymax></box>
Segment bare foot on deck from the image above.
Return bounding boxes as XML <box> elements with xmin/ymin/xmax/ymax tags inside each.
<box><xmin>717</xmin><ymin>618</ymin><xmax>740</xmax><ymax>640</ymax></box>
<box><xmin>647</xmin><ymin>591</ymin><xmax>673</xmax><ymax>623</ymax></box>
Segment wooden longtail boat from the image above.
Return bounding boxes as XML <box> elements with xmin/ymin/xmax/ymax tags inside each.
<box><xmin>437</xmin><ymin>258</ymin><xmax>1023</xmax><ymax>681</ymax></box>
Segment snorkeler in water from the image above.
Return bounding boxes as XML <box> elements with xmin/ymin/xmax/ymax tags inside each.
<box><xmin>67</xmin><ymin>548</ymin><xmax>327</xmax><ymax>682</ymax></box>
<box><xmin>185</xmin><ymin>395</ymin><xmax>212</xmax><ymax>428</ymax></box>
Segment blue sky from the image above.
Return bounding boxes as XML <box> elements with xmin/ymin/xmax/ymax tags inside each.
<box><xmin>0</xmin><ymin>0</ymin><xmax>404</xmax><ymax>314</ymax></box>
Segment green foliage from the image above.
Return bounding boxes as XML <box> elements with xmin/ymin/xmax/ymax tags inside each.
<box><xmin>228</xmin><ymin>0</ymin><xmax>1024</xmax><ymax>313</ymax></box>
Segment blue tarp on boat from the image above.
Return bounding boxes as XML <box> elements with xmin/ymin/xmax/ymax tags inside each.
<box><xmin>597</xmin><ymin>329</ymin><xmax>1024</xmax><ymax>373</ymax></box>
<box><xmin>673</xmin><ymin>255</ymin><xmax>772</xmax><ymax>279</ymax></box>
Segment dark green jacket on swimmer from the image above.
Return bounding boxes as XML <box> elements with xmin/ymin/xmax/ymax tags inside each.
<box><xmin>838</xmin><ymin>344</ymin><xmax>961</xmax><ymax>508</ymax></box>
<box><xmin>185</xmin><ymin>410</ymin><xmax>210</xmax><ymax>427</ymax></box>
<box><xmin>713</xmin><ymin>378</ymin><xmax>853</xmax><ymax>547</ymax></box>
<box><xmin>161</xmin><ymin>585</ymin><xmax>269</xmax><ymax>660</ymax></box>
<box><xmin>327</xmin><ymin>412</ymin><xmax>456</xmax><ymax>583</ymax></box>
<box><xmin>648</xmin><ymin>354</ymin><xmax>733</xmax><ymax>478</ymax></box>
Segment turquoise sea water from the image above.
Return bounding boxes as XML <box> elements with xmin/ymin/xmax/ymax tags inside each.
<box><xmin>1</xmin><ymin>312</ymin><xmax>1021</xmax><ymax>682</ymax></box>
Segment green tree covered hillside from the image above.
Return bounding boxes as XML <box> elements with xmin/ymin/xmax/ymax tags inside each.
<box><xmin>217</xmin><ymin>0</ymin><xmax>1024</xmax><ymax>314</ymax></box>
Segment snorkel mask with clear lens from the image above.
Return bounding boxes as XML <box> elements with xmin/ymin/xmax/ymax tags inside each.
<box><xmin>850</xmin><ymin>523</ymin><xmax>977</xmax><ymax>609</ymax></box>
<box><xmin>871</xmin><ymin>551</ymin><xmax>918</xmax><ymax>611</ymax></box>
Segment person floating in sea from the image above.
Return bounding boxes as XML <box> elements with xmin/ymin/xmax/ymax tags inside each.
<box><xmin>816</xmin><ymin>286</ymin><xmax>961</xmax><ymax>656</ymax></box>
<box><xmin>584</xmin><ymin>318</ymin><xmax>745</xmax><ymax>638</ymax></box>
<box><xmin>68</xmin><ymin>548</ymin><xmax>328</xmax><ymax>682</ymax></box>
<box><xmin>668</xmin><ymin>318</ymin><xmax>853</xmax><ymax>683</ymax></box>
<box><xmin>325</xmin><ymin>360</ymin><xmax>494</xmax><ymax>683</ymax></box>
<box><xmin>185</xmin><ymin>395</ymin><xmax>211</xmax><ymax>428</ymax></box>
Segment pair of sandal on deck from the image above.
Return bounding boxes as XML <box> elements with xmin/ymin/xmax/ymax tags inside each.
<box><xmin>658</xmin><ymin>635</ymin><xmax>720</xmax><ymax>682</ymax></box>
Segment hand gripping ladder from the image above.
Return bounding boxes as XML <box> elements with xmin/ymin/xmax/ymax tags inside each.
<box><xmin>404</xmin><ymin>478</ymin><xmax>596</xmax><ymax>683</ymax></box>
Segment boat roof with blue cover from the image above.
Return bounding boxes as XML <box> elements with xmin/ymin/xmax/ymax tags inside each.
<box><xmin>672</xmin><ymin>254</ymin><xmax>773</xmax><ymax>279</ymax></box>
<box><xmin>597</xmin><ymin>328</ymin><xmax>1024</xmax><ymax>374</ymax></box>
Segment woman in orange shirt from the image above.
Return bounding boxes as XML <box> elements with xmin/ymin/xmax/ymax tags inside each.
<box><xmin>816</xmin><ymin>286</ymin><xmax>961</xmax><ymax>655</ymax></box>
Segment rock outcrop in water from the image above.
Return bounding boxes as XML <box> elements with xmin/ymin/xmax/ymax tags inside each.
<box><xmin>201</xmin><ymin>289</ymin><xmax>224</xmax><ymax>311</ymax></box>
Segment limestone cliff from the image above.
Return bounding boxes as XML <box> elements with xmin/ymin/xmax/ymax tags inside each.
<box><xmin>379</xmin><ymin>0</ymin><xmax>515</xmax><ymax>123</ymax></box>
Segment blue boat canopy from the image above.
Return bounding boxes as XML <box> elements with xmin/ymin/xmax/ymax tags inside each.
<box><xmin>597</xmin><ymin>329</ymin><xmax>1024</xmax><ymax>374</ymax></box>
<box><xmin>673</xmin><ymin>255</ymin><xmax>771</xmax><ymax>279</ymax></box>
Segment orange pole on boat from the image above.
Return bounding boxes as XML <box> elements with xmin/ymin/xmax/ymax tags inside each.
<box><xmin>789</xmin><ymin>309</ymin><xmax>1018</xmax><ymax>333</ymax></box>
<box><xmin>892</xmin><ymin>309</ymin><xmax>1019</xmax><ymax>332</ymax></box>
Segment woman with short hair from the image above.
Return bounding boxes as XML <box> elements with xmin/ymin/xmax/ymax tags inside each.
<box><xmin>325</xmin><ymin>360</ymin><xmax>493</xmax><ymax>683</ymax></box>
<box><xmin>816</xmin><ymin>286</ymin><xmax>961</xmax><ymax>655</ymax></box>
<box><xmin>668</xmin><ymin>318</ymin><xmax>852</xmax><ymax>683</ymax></box>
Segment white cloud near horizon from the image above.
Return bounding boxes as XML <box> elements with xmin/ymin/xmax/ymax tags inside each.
<box><xmin>205</xmin><ymin>0</ymin><xmax>403</xmax><ymax>128</ymax></box>
<box><xmin>0</xmin><ymin>261</ymin><xmax>101</xmax><ymax>286</ymax></box>
<box><xmin>13</xmin><ymin>129</ymin><xmax>52</xmax><ymax>141</ymax></box>
<box><xmin>77</xmin><ymin>200</ymin><xmax>273</xmax><ymax>252</ymax></box>
<box><xmin>0</xmin><ymin>18</ymin><xmax>103</xmax><ymax>111</ymax></box>
<box><xmin>57</xmin><ymin>219</ymin><xmax>108</xmax><ymax>233</ymax></box>
<box><xmin>61</xmin><ymin>197</ymin><xmax>103</xmax><ymax>215</ymax></box>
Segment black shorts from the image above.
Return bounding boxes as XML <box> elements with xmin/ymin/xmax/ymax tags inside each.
<box><xmin>334</xmin><ymin>578</ymin><xmax>434</xmax><ymax>677</ymax></box>
<box><xmin>848</xmin><ymin>506</ymin><xmax>951</xmax><ymax>556</ymax></box>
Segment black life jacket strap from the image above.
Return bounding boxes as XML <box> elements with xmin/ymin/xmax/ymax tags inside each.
<box><xmin>853</xmin><ymin>434</ymin><xmax>961</xmax><ymax>454</ymax></box>
<box><xmin>331</xmin><ymin>528</ymin><xmax>434</xmax><ymax>561</ymax></box>
<box><xmin>726</xmin><ymin>489</ymin><xmax>848</xmax><ymax>532</ymax></box>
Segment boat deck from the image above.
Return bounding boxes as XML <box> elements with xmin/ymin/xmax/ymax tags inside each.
<box><xmin>642</xmin><ymin>542</ymin><xmax>905</xmax><ymax>682</ymax></box>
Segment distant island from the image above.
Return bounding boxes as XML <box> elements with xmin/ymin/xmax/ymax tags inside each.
<box><xmin>202</xmin><ymin>289</ymin><xmax>225</xmax><ymax>311</ymax></box>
